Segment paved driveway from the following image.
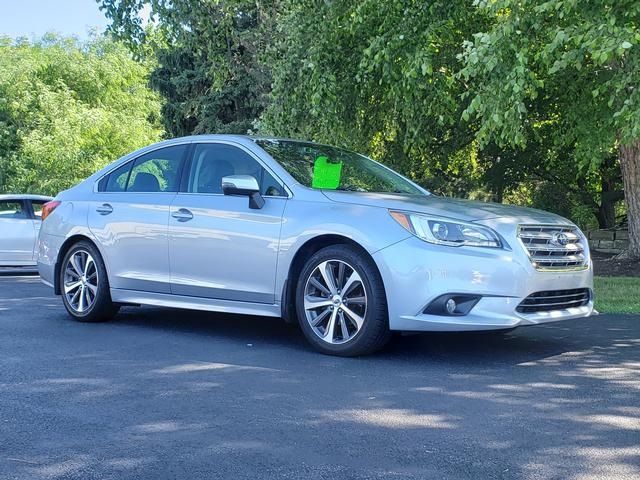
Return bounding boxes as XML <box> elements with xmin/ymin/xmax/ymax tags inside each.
<box><xmin>1</xmin><ymin>275</ymin><xmax>639</xmax><ymax>479</ymax></box>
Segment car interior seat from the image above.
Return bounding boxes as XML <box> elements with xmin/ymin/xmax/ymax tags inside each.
<box><xmin>129</xmin><ymin>172</ymin><xmax>160</xmax><ymax>192</ymax></box>
<box><xmin>197</xmin><ymin>156</ymin><xmax>235</xmax><ymax>194</ymax></box>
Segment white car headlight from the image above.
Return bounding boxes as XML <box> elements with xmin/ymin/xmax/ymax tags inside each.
<box><xmin>389</xmin><ymin>210</ymin><xmax>502</xmax><ymax>248</ymax></box>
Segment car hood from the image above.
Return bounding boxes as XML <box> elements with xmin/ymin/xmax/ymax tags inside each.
<box><xmin>322</xmin><ymin>191</ymin><xmax>571</xmax><ymax>225</ymax></box>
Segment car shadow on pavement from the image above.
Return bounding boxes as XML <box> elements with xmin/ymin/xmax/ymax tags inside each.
<box><xmin>110</xmin><ymin>305</ymin><xmax>609</xmax><ymax>367</ymax></box>
<box><xmin>2</xmin><ymin>282</ymin><xmax>639</xmax><ymax>479</ymax></box>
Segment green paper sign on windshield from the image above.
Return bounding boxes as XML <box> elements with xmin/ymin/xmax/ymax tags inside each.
<box><xmin>311</xmin><ymin>155</ymin><xmax>342</xmax><ymax>189</ymax></box>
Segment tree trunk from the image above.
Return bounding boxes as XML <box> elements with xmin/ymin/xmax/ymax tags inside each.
<box><xmin>619</xmin><ymin>139</ymin><xmax>640</xmax><ymax>259</ymax></box>
<box><xmin>597</xmin><ymin>177</ymin><xmax>617</xmax><ymax>229</ymax></box>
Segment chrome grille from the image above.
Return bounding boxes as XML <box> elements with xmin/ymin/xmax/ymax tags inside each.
<box><xmin>516</xmin><ymin>288</ymin><xmax>591</xmax><ymax>314</ymax></box>
<box><xmin>517</xmin><ymin>225</ymin><xmax>587</xmax><ymax>271</ymax></box>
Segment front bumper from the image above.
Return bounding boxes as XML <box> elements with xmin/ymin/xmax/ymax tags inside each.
<box><xmin>373</xmin><ymin>236</ymin><xmax>594</xmax><ymax>332</ymax></box>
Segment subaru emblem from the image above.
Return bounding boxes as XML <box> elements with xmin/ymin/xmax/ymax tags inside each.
<box><xmin>551</xmin><ymin>232</ymin><xmax>569</xmax><ymax>247</ymax></box>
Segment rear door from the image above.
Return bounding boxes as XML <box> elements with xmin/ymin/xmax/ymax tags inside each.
<box><xmin>168</xmin><ymin>142</ymin><xmax>287</xmax><ymax>303</ymax></box>
<box><xmin>88</xmin><ymin>144</ymin><xmax>189</xmax><ymax>293</ymax></box>
<box><xmin>0</xmin><ymin>199</ymin><xmax>35</xmax><ymax>265</ymax></box>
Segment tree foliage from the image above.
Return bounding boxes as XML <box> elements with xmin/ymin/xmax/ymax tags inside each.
<box><xmin>459</xmin><ymin>0</ymin><xmax>640</xmax><ymax>256</ymax></box>
<box><xmin>0</xmin><ymin>34</ymin><xmax>163</xmax><ymax>195</ymax></box>
<box><xmin>261</xmin><ymin>0</ymin><xmax>488</xmax><ymax>196</ymax></box>
<box><xmin>459</xmin><ymin>0</ymin><xmax>639</xmax><ymax>161</ymax></box>
<box><xmin>98</xmin><ymin>0</ymin><xmax>273</xmax><ymax>136</ymax></box>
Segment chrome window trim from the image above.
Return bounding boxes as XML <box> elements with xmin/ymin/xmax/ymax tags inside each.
<box><xmin>174</xmin><ymin>192</ymin><xmax>289</xmax><ymax>200</ymax></box>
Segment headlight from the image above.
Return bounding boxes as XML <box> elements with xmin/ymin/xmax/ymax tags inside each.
<box><xmin>389</xmin><ymin>210</ymin><xmax>502</xmax><ymax>248</ymax></box>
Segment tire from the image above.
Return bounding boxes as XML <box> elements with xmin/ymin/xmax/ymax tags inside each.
<box><xmin>59</xmin><ymin>241</ymin><xmax>119</xmax><ymax>322</ymax></box>
<box><xmin>295</xmin><ymin>244</ymin><xmax>391</xmax><ymax>356</ymax></box>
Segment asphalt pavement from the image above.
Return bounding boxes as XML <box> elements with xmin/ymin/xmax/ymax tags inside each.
<box><xmin>1</xmin><ymin>274</ymin><xmax>639</xmax><ymax>480</ymax></box>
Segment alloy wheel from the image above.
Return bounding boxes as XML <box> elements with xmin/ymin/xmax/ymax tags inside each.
<box><xmin>303</xmin><ymin>259</ymin><xmax>367</xmax><ymax>344</ymax></box>
<box><xmin>63</xmin><ymin>250</ymin><xmax>98</xmax><ymax>314</ymax></box>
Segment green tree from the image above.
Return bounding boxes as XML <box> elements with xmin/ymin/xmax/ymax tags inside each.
<box><xmin>0</xmin><ymin>34</ymin><xmax>163</xmax><ymax>195</ymax></box>
<box><xmin>459</xmin><ymin>0</ymin><xmax>640</xmax><ymax>258</ymax></box>
<box><xmin>98</xmin><ymin>0</ymin><xmax>274</xmax><ymax>136</ymax></box>
<box><xmin>261</xmin><ymin>0</ymin><xmax>489</xmax><ymax>196</ymax></box>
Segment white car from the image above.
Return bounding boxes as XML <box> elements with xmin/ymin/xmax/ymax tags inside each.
<box><xmin>0</xmin><ymin>194</ymin><xmax>53</xmax><ymax>267</ymax></box>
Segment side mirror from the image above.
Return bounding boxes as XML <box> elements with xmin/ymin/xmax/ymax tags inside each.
<box><xmin>221</xmin><ymin>175</ymin><xmax>265</xmax><ymax>209</ymax></box>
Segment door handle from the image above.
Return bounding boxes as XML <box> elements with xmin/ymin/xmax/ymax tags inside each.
<box><xmin>96</xmin><ymin>203</ymin><xmax>113</xmax><ymax>215</ymax></box>
<box><xmin>171</xmin><ymin>208</ymin><xmax>194</xmax><ymax>222</ymax></box>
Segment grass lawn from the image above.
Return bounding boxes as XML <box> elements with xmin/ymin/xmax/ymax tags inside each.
<box><xmin>594</xmin><ymin>276</ymin><xmax>640</xmax><ymax>314</ymax></box>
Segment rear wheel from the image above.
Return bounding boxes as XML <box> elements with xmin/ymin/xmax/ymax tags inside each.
<box><xmin>60</xmin><ymin>241</ymin><xmax>119</xmax><ymax>322</ymax></box>
<box><xmin>295</xmin><ymin>244</ymin><xmax>391</xmax><ymax>356</ymax></box>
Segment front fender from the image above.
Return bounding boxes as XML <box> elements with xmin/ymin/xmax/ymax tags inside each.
<box><xmin>275</xmin><ymin>200</ymin><xmax>410</xmax><ymax>306</ymax></box>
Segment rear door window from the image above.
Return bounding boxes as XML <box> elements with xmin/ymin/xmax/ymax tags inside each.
<box><xmin>0</xmin><ymin>200</ymin><xmax>28</xmax><ymax>219</ymax></box>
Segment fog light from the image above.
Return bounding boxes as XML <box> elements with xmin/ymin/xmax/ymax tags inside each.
<box><xmin>423</xmin><ymin>294</ymin><xmax>481</xmax><ymax>316</ymax></box>
<box><xmin>445</xmin><ymin>298</ymin><xmax>457</xmax><ymax>314</ymax></box>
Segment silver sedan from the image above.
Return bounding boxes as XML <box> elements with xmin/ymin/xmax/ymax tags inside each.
<box><xmin>37</xmin><ymin>135</ymin><xmax>594</xmax><ymax>356</ymax></box>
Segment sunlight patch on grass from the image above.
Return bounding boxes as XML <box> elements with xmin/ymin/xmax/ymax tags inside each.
<box><xmin>594</xmin><ymin>277</ymin><xmax>640</xmax><ymax>314</ymax></box>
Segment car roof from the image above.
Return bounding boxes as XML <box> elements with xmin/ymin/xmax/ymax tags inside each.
<box><xmin>160</xmin><ymin>134</ymin><xmax>338</xmax><ymax>149</ymax></box>
<box><xmin>0</xmin><ymin>194</ymin><xmax>54</xmax><ymax>201</ymax></box>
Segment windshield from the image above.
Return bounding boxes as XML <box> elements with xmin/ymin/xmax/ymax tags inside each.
<box><xmin>256</xmin><ymin>139</ymin><xmax>426</xmax><ymax>195</ymax></box>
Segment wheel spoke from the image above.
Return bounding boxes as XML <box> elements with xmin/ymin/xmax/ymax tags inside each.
<box><xmin>86</xmin><ymin>282</ymin><xmax>98</xmax><ymax>295</ymax></box>
<box><xmin>70</xmin><ymin>288</ymin><xmax>81</xmax><ymax>306</ymax></box>
<box><xmin>336</xmin><ymin>262</ymin><xmax>345</xmax><ymax>290</ymax></box>
<box><xmin>318</xmin><ymin>261</ymin><xmax>338</xmax><ymax>295</ymax></box>
<box><xmin>344</xmin><ymin>295</ymin><xmax>366</xmax><ymax>305</ymax></box>
<box><xmin>64</xmin><ymin>281</ymin><xmax>82</xmax><ymax>294</ymax></box>
<box><xmin>309</xmin><ymin>277</ymin><xmax>331</xmax><ymax>296</ymax></box>
<box><xmin>84</xmin><ymin>286</ymin><xmax>93</xmax><ymax>308</ymax></box>
<box><xmin>341</xmin><ymin>270</ymin><xmax>361</xmax><ymax>297</ymax></box>
<box><xmin>304</xmin><ymin>295</ymin><xmax>333</xmax><ymax>310</ymax></box>
<box><xmin>78</xmin><ymin>286</ymin><xmax>86</xmax><ymax>312</ymax></box>
<box><xmin>341</xmin><ymin>304</ymin><xmax>364</xmax><ymax>330</ymax></box>
<box><xmin>65</xmin><ymin>267</ymin><xmax>80</xmax><ymax>279</ymax></box>
<box><xmin>339</xmin><ymin>312</ymin><xmax>349</xmax><ymax>340</ymax></box>
<box><xmin>310</xmin><ymin>307</ymin><xmax>331</xmax><ymax>327</ymax></box>
<box><xmin>84</xmin><ymin>256</ymin><xmax>95</xmax><ymax>276</ymax></box>
<box><xmin>70</xmin><ymin>254</ymin><xmax>84</xmax><ymax>277</ymax></box>
<box><xmin>323</xmin><ymin>308</ymin><xmax>338</xmax><ymax>342</ymax></box>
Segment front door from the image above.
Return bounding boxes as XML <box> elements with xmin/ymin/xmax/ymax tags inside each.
<box><xmin>88</xmin><ymin>144</ymin><xmax>189</xmax><ymax>293</ymax></box>
<box><xmin>169</xmin><ymin>142</ymin><xmax>287</xmax><ymax>303</ymax></box>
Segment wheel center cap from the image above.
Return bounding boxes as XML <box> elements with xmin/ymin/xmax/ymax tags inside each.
<box><xmin>331</xmin><ymin>294</ymin><xmax>342</xmax><ymax>306</ymax></box>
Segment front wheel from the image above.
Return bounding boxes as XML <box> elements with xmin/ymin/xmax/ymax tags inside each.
<box><xmin>60</xmin><ymin>241</ymin><xmax>119</xmax><ymax>322</ymax></box>
<box><xmin>295</xmin><ymin>244</ymin><xmax>391</xmax><ymax>356</ymax></box>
